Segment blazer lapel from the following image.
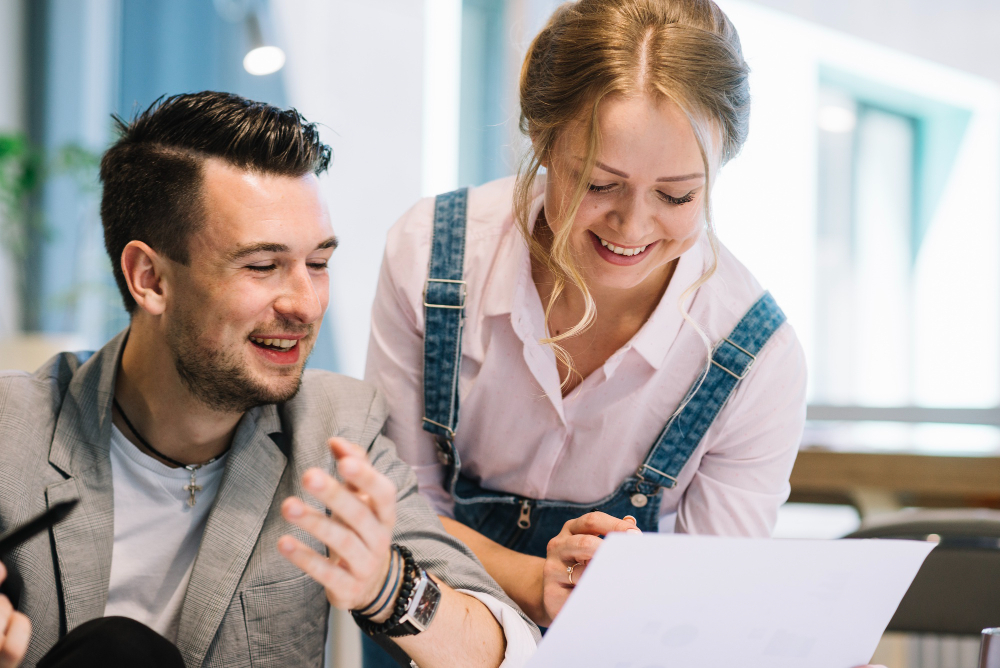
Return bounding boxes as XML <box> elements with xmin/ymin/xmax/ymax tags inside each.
<box><xmin>46</xmin><ymin>331</ymin><xmax>128</xmax><ymax>630</ymax></box>
<box><xmin>175</xmin><ymin>405</ymin><xmax>287</xmax><ymax>667</ymax></box>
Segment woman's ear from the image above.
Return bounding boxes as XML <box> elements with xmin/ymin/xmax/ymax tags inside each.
<box><xmin>529</xmin><ymin>130</ymin><xmax>550</xmax><ymax>170</ymax></box>
<box><xmin>121</xmin><ymin>241</ymin><xmax>170</xmax><ymax>316</ymax></box>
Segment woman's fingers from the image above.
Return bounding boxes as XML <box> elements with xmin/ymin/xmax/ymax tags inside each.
<box><xmin>548</xmin><ymin>532</ymin><xmax>603</xmax><ymax>565</ymax></box>
<box><xmin>538</xmin><ymin>511</ymin><xmax>644</xmax><ymax>625</ymax></box>
<box><xmin>563</xmin><ymin>511</ymin><xmax>641</xmax><ymax>537</ymax></box>
<box><xmin>543</xmin><ymin>556</ymin><xmax>588</xmax><ymax>587</ymax></box>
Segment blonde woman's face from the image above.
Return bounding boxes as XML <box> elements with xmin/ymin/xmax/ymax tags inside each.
<box><xmin>543</xmin><ymin>95</ymin><xmax>711</xmax><ymax>293</ymax></box>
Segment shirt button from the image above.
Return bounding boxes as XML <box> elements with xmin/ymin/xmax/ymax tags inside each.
<box><xmin>630</xmin><ymin>493</ymin><xmax>648</xmax><ymax>508</ymax></box>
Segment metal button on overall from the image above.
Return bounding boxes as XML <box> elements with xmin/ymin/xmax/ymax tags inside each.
<box><xmin>630</xmin><ymin>493</ymin><xmax>648</xmax><ymax>508</ymax></box>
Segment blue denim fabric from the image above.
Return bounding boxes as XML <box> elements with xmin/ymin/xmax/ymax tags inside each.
<box><xmin>420</xmin><ymin>189</ymin><xmax>469</xmax><ymax>452</ymax></box>
<box><xmin>362</xmin><ymin>190</ymin><xmax>787</xmax><ymax>668</ymax></box>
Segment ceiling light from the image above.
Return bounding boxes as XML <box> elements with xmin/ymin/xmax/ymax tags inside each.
<box><xmin>243</xmin><ymin>11</ymin><xmax>285</xmax><ymax>76</ymax></box>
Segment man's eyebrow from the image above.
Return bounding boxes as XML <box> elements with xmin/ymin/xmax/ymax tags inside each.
<box><xmin>226</xmin><ymin>237</ymin><xmax>339</xmax><ymax>262</ymax></box>
<box><xmin>595</xmin><ymin>161</ymin><xmax>705</xmax><ymax>183</ymax></box>
<box><xmin>227</xmin><ymin>242</ymin><xmax>290</xmax><ymax>261</ymax></box>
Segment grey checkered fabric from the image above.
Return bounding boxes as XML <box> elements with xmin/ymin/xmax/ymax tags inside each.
<box><xmin>0</xmin><ymin>331</ymin><xmax>538</xmax><ymax>667</ymax></box>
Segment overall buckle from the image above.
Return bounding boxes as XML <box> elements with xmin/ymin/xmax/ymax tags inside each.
<box><xmin>711</xmin><ymin>337</ymin><xmax>757</xmax><ymax>380</ymax></box>
<box><xmin>423</xmin><ymin>278</ymin><xmax>467</xmax><ymax>310</ymax></box>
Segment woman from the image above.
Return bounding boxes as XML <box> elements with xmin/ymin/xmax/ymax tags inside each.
<box><xmin>366</xmin><ymin>0</ymin><xmax>810</xmax><ymax>659</ymax></box>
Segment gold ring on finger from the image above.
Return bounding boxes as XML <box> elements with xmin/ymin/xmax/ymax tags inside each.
<box><xmin>567</xmin><ymin>561</ymin><xmax>584</xmax><ymax>586</ymax></box>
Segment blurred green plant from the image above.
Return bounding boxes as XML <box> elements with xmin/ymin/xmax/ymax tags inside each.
<box><xmin>1</xmin><ymin>133</ymin><xmax>102</xmax><ymax>331</ymax></box>
<box><xmin>0</xmin><ymin>133</ymin><xmax>101</xmax><ymax>259</ymax></box>
<box><xmin>0</xmin><ymin>132</ymin><xmax>44</xmax><ymax>259</ymax></box>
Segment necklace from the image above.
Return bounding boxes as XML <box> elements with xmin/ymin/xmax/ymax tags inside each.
<box><xmin>112</xmin><ymin>397</ymin><xmax>221</xmax><ymax>507</ymax></box>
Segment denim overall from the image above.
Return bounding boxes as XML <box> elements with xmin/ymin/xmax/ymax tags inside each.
<box><xmin>362</xmin><ymin>188</ymin><xmax>787</xmax><ymax>667</ymax></box>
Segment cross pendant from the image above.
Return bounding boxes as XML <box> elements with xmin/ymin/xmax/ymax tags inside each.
<box><xmin>184</xmin><ymin>471</ymin><xmax>202</xmax><ymax>507</ymax></box>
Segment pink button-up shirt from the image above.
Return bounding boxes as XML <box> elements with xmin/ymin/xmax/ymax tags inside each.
<box><xmin>365</xmin><ymin>176</ymin><xmax>806</xmax><ymax>536</ymax></box>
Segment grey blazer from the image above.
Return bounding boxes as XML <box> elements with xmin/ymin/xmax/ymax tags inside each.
<box><xmin>0</xmin><ymin>331</ymin><xmax>536</xmax><ymax>667</ymax></box>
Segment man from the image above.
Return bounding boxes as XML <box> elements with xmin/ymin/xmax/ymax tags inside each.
<box><xmin>0</xmin><ymin>92</ymin><xmax>538</xmax><ymax>667</ymax></box>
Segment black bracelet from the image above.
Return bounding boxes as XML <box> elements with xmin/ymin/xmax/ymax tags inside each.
<box><xmin>358</xmin><ymin>547</ymin><xmax>400</xmax><ymax>618</ymax></box>
<box><xmin>353</xmin><ymin>545</ymin><xmax>417</xmax><ymax>636</ymax></box>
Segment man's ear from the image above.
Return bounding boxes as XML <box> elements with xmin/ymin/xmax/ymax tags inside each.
<box><xmin>121</xmin><ymin>241</ymin><xmax>170</xmax><ymax>316</ymax></box>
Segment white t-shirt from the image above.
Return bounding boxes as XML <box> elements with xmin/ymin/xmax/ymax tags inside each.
<box><xmin>104</xmin><ymin>424</ymin><xmax>228</xmax><ymax>641</ymax></box>
<box><xmin>102</xmin><ymin>425</ymin><xmax>538</xmax><ymax>665</ymax></box>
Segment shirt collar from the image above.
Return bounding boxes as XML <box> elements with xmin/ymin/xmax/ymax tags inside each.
<box><xmin>630</xmin><ymin>233</ymin><xmax>709</xmax><ymax>370</ymax></box>
<box><xmin>482</xmin><ymin>181</ymin><xmax>546</xmax><ymax>318</ymax></box>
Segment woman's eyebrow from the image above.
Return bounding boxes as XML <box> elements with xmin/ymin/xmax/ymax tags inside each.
<box><xmin>595</xmin><ymin>161</ymin><xmax>704</xmax><ymax>183</ymax></box>
<box><xmin>656</xmin><ymin>173</ymin><xmax>704</xmax><ymax>182</ymax></box>
<box><xmin>595</xmin><ymin>161</ymin><xmax>630</xmax><ymax>178</ymax></box>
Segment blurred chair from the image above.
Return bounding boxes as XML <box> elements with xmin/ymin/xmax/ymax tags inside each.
<box><xmin>0</xmin><ymin>334</ymin><xmax>87</xmax><ymax>373</ymax></box>
<box><xmin>846</xmin><ymin>509</ymin><xmax>1000</xmax><ymax>635</ymax></box>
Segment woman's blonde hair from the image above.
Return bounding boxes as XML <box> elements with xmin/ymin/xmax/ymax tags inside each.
<box><xmin>514</xmin><ymin>0</ymin><xmax>751</xmax><ymax>383</ymax></box>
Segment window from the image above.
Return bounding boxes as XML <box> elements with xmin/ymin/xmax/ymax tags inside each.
<box><xmin>460</xmin><ymin>0</ymin><xmax>1000</xmax><ymax>427</ymax></box>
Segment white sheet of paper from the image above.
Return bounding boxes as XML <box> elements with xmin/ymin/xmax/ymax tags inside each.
<box><xmin>528</xmin><ymin>534</ymin><xmax>934</xmax><ymax>668</ymax></box>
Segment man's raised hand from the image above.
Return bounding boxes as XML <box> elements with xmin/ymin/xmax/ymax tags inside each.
<box><xmin>279</xmin><ymin>437</ymin><xmax>399</xmax><ymax>618</ymax></box>
<box><xmin>0</xmin><ymin>562</ymin><xmax>29</xmax><ymax>668</ymax></box>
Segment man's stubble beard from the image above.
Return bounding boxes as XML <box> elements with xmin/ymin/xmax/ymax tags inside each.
<box><xmin>166</xmin><ymin>306</ymin><xmax>311</xmax><ymax>413</ymax></box>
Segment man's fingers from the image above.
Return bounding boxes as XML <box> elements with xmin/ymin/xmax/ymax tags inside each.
<box><xmin>277</xmin><ymin>536</ymin><xmax>364</xmax><ymax>607</ymax></box>
<box><xmin>0</xmin><ymin>595</ymin><xmax>21</xmax><ymax>668</ymax></box>
<box><xmin>563</xmin><ymin>511</ymin><xmax>638</xmax><ymax>537</ymax></box>
<box><xmin>337</xmin><ymin>458</ymin><xmax>396</xmax><ymax>526</ymax></box>
<box><xmin>0</xmin><ymin>609</ymin><xmax>30</xmax><ymax>668</ymax></box>
<box><xmin>301</xmin><ymin>470</ymin><xmax>387</xmax><ymax>554</ymax></box>
<box><xmin>277</xmin><ymin>535</ymin><xmax>342</xmax><ymax>589</ymax></box>
<box><xmin>281</xmin><ymin>498</ymin><xmax>370</xmax><ymax>572</ymax></box>
<box><xmin>328</xmin><ymin>436</ymin><xmax>366</xmax><ymax>460</ymax></box>
<box><xmin>328</xmin><ymin>439</ymin><xmax>397</xmax><ymax>527</ymax></box>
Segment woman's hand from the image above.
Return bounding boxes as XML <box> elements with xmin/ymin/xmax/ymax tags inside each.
<box><xmin>540</xmin><ymin>512</ymin><xmax>641</xmax><ymax>626</ymax></box>
<box><xmin>0</xmin><ymin>562</ymin><xmax>30</xmax><ymax>668</ymax></box>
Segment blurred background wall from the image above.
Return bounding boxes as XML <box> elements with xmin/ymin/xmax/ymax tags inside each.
<box><xmin>2</xmin><ymin>0</ymin><xmax>998</xmax><ymax>395</ymax></box>
<box><xmin>1</xmin><ymin>1</ymin><xmax>999</xmax><ymax>666</ymax></box>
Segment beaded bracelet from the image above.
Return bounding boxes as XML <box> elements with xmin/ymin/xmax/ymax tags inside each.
<box><xmin>353</xmin><ymin>545</ymin><xmax>417</xmax><ymax>636</ymax></box>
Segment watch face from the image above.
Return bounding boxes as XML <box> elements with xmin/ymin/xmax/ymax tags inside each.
<box><xmin>411</xmin><ymin>577</ymin><xmax>442</xmax><ymax>628</ymax></box>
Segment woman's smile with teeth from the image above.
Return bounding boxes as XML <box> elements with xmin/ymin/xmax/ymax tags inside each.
<box><xmin>597</xmin><ymin>235</ymin><xmax>649</xmax><ymax>257</ymax></box>
<box><xmin>250</xmin><ymin>336</ymin><xmax>298</xmax><ymax>350</ymax></box>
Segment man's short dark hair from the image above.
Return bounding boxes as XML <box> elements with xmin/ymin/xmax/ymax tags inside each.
<box><xmin>100</xmin><ymin>91</ymin><xmax>332</xmax><ymax>313</ymax></box>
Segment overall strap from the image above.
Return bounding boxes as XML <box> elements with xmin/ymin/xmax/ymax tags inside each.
<box><xmin>421</xmin><ymin>188</ymin><xmax>469</xmax><ymax>463</ymax></box>
<box><xmin>636</xmin><ymin>291</ymin><xmax>787</xmax><ymax>489</ymax></box>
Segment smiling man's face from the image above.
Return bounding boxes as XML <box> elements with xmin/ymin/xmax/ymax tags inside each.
<box><xmin>163</xmin><ymin>158</ymin><xmax>336</xmax><ymax>412</ymax></box>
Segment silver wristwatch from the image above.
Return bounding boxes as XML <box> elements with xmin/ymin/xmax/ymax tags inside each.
<box><xmin>386</xmin><ymin>568</ymin><xmax>442</xmax><ymax>637</ymax></box>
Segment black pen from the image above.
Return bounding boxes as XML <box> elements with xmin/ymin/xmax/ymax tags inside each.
<box><xmin>0</xmin><ymin>500</ymin><xmax>79</xmax><ymax>553</ymax></box>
